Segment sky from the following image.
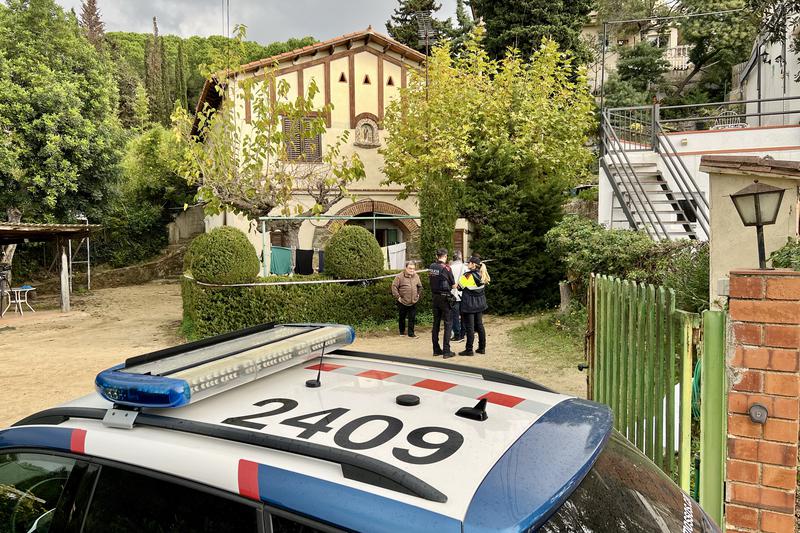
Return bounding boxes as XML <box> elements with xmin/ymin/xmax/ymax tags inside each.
<box><xmin>56</xmin><ymin>0</ymin><xmax>461</xmax><ymax>44</ymax></box>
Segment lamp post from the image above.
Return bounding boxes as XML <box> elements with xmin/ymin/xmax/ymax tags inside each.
<box><xmin>730</xmin><ymin>180</ymin><xmax>786</xmax><ymax>269</ymax></box>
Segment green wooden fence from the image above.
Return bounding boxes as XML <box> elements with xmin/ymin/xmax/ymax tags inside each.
<box><xmin>589</xmin><ymin>274</ymin><xmax>727</xmax><ymax>525</ymax></box>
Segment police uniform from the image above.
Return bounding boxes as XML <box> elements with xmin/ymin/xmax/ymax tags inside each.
<box><xmin>428</xmin><ymin>260</ymin><xmax>455</xmax><ymax>356</ymax></box>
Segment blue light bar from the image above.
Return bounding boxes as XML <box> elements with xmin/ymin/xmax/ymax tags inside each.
<box><xmin>95</xmin><ymin>324</ymin><xmax>355</xmax><ymax>409</ymax></box>
<box><xmin>96</xmin><ymin>365</ymin><xmax>192</xmax><ymax>408</ymax></box>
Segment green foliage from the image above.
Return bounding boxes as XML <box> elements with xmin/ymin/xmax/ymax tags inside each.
<box><xmin>385</xmin><ymin>0</ymin><xmax>453</xmax><ymax>53</ymax></box>
<box><xmin>602</xmin><ymin>74</ymin><xmax>650</xmax><ymax>108</ymax></box>
<box><xmin>674</xmin><ymin>0</ymin><xmax>756</xmax><ymax>97</ymax></box>
<box><xmin>188</xmin><ymin>227</ymin><xmax>260</xmax><ymax>284</ymax></box>
<box><xmin>106</xmin><ymin>31</ymin><xmax>315</xmax><ymax>116</ymax></box>
<box><xmin>545</xmin><ymin>216</ymin><xmax>710</xmax><ymax>311</ymax></box>
<box><xmin>383</xmin><ymin>32</ymin><xmax>593</xmax><ymax>311</ymax></box>
<box><xmin>616</xmin><ymin>42</ymin><xmax>670</xmax><ymax>92</ymax></box>
<box><xmin>470</xmin><ymin>0</ymin><xmax>593</xmax><ymax>63</ymax></box>
<box><xmin>324</xmin><ymin>225</ymin><xmax>384</xmax><ymax>280</ymax></box>
<box><xmin>769</xmin><ymin>238</ymin><xmax>800</xmax><ymax>270</ymax></box>
<box><xmin>182</xmin><ymin>274</ymin><xmax>433</xmax><ymax>339</ymax></box>
<box><xmin>545</xmin><ymin>216</ymin><xmax>654</xmax><ymax>295</ymax></box>
<box><xmin>0</xmin><ymin>0</ymin><xmax>121</xmax><ymax>223</ymax></box>
<box><xmin>92</xmin><ymin>124</ymin><xmax>192</xmax><ymax>267</ymax></box>
<box><xmin>122</xmin><ymin>124</ymin><xmax>192</xmax><ymax>207</ymax></box>
<box><xmin>94</xmin><ymin>202</ymin><xmax>167</xmax><ymax>267</ymax></box>
<box><xmin>464</xmin><ymin>142</ymin><xmax>568</xmax><ymax>313</ymax></box>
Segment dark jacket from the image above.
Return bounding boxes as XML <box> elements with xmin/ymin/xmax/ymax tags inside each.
<box><xmin>428</xmin><ymin>261</ymin><xmax>455</xmax><ymax>294</ymax></box>
<box><xmin>458</xmin><ymin>270</ymin><xmax>487</xmax><ymax>314</ymax></box>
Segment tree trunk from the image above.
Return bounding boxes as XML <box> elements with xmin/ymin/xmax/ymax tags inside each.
<box><xmin>269</xmin><ymin>220</ymin><xmax>303</xmax><ymax>250</ymax></box>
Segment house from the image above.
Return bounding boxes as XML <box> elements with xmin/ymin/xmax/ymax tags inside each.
<box><xmin>582</xmin><ymin>11</ymin><xmax>692</xmax><ymax>95</ymax></box>
<box><xmin>193</xmin><ymin>27</ymin><xmax>471</xmax><ymax>267</ymax></box>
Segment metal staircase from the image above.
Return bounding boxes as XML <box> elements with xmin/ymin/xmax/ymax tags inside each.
<box><xmin>600</xmin><ymin>107</ymin><xmax>710</xmax><ymax>241</ymax></box>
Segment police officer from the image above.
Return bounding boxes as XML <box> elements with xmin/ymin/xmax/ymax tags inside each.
<box><xmin>429</xmin><ymin>248</ymin><xmax>456</xmax><ymax>358</ymax></box>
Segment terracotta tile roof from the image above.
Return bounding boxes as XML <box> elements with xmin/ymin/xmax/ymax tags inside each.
<box><xmin>699</xmin><ymin>155</ymin><xmax>800</xmax><ymax>179</ymax></box>
<box><xmin>238</xmin><ymin>27</ymin><xmax>426</xmax><ymax>74</ymax></box>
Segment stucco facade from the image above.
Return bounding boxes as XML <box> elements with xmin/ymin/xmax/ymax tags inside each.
<box><xmin>196</xmin><ymin>28</ymin><xmax>470</xmax><ymax>268</ymax></box>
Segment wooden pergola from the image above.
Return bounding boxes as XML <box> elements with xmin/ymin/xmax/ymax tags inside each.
<box><xmin>0</xmin><ymin>222</ymin><xmax>100</xmax><ymax>312</ymax></box>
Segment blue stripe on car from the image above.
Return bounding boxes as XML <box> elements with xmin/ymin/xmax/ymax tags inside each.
<box><xmin>0</xmin><ymin>426</ymin><xmax>74</xmax><ymax>452</ymax></box>
<box><xmin>463</xmin><ymin>398</ymin><xmax>613</xmax><ymax>533</ymax></box>
<box><xmin>255</xmin><ymin>463</ymin><xmax>461</xmax><ymax>533</ymax></box>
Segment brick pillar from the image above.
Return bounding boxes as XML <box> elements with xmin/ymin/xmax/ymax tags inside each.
<box><xmin>727</xmin><ymin>269</ymin><xmax>800</xmax><ymax>533</ymax></box>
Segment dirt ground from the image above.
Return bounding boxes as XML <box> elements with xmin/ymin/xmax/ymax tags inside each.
<box><xmin>0</xmin><ymin>281</ymin><xmax>585</xmax><ymax>427</ymax></box>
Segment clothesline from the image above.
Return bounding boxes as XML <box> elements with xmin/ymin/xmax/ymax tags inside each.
<box><xmin>184</xmin><ymin>270</ymin><xmax>432</xmax><ymax>288</ymax></box>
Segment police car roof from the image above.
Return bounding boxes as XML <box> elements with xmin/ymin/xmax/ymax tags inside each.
<box><xmin>7</xmin><ymin>341</ymin><xmax>612</xmax><ymax>532</ymax></box>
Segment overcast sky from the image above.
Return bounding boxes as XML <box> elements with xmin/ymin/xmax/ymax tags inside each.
<box><xmin>55</xmin><ymin>0</ymin><xmax>460</xmax><ymax>44</ymax></box>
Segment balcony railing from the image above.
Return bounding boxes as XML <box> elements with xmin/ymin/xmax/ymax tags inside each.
<box><xmin>664</xmin><ymin>45</ymin><xmax>692</xmax><ymax>71</ymax></box>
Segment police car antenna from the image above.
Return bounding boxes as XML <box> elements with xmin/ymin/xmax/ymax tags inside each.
<box><xmin>306</xmin><ymin>343</ymin><xmax>326</xmax><ymax>388</ymax></box>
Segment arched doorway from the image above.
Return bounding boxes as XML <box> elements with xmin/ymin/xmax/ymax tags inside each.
<box><xmin>325</xmin><ymin>200</ymin><xmax>419</xmax><ymax>246</ymax></box>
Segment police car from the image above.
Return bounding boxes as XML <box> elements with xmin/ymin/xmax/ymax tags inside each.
<box><xmin>0</xmin><ymin>323</ymin><xmax>719</xmax><ymax>532</ymax></box>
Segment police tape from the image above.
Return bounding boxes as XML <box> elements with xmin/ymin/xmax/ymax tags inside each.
<box><xmin>184</xmin><ymin>270</ymin><xmax>431</xmax><ymax>288</ymax></box>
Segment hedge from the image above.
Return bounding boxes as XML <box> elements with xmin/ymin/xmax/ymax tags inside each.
<box><xmin>182</xmin><ymin>273</ymin><xmax>432</xmax><ymax>339</ymax></box>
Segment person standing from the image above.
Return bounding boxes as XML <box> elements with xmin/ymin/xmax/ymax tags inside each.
<box><xmin>449</xmin><ymin>251</ymin><xmax>467</xmax><ymax>342</ymax></box>
<box><xmin>428</xmin><ymin>248</ymin><xmax>456</xmax><ymax>358</ymax></box>
<box><xmin>391</xmin><ymin>261</ymin><xmax>422</xmax><ymax>338</ymax></box>
<box><xmin>458</xmin><ymin>256</ymin><xmax>487</xmax><ymax>356</ymax></box>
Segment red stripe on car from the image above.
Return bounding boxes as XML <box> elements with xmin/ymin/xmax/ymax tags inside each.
<box><xmin>413</xmin><ymin>379</ymin><xmax>457</xmax><ymax>392</ymax></box>
<box><xmin>305</xmin><ymin>363</ymin><xmax>344</xmax><ymax>372</ymax></box>
<box><xmin>69</xmin><ymin>429</ymin><xmax>86</xmax><ymax>454</ymax></box>
<box><xmin>238</xmin><ymin>459</ymin><xmax>260</xmax><ymax>501</ymax></box>
<box><xmin>357</xmin><ymin>370</ymin><xmax>397</xmax><ymax>380</ymax></box>
<box><xmin>479</xmin><ymin>391</ymin><xmax>525</xmax><ymax>408</ymax></box>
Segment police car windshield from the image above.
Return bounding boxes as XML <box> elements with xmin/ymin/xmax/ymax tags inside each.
<box><xmin>541</xmin><ymin>432</ymin><xmax>711</xmax><ymax>532</ymax></box>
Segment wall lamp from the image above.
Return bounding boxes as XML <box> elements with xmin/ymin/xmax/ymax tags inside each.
<box><xmin>730</xmin><ymin>180</ymin><xmax>785</xmax><ymax>269</ymax></box>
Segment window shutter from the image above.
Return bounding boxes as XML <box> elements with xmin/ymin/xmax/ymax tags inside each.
<box><xmin>283</xmin><ymin>116</ymin><xmax>322</xmax><ymax>162</ymax></box>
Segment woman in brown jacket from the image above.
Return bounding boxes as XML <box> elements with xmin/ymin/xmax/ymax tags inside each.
<box><xmin>391</xmin><ymin>261</ymin><xmax>422</xmax><ymax>337</ymax></box>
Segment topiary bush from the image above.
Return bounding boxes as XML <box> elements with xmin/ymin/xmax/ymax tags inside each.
<box><xmin>324</xmin><ymin>225</ymin><xmax>384</xmax><ymax>280</ymax></box>
<box><xmin>186</xmin><ymin>227</ymin><xmax>260</xmax><ymax>284</ymax></box>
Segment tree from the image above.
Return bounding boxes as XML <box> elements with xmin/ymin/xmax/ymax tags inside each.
<box><xmin>145</xmin><ymin>17</ymin><xmax>168</xmax><ymax>125</ymax></box>
<box><xmin>79</xmin><ymin>0</ymin><xmax>104</xmax><ymax>50</ymax></box>
<box><xmin>470</xmin><ymin>0</ymin><xmax>594</xmax><ymax>62</ymax></box>
<box><xmin>673</xmin><ymin>0</ymin><xmax>756</xmax><ymax>96</ymax></box>
<box><xmin>0</xmin><ymin>0</ymin><xmax>121</xmax><ymax>264</ymax></box>
<box><xmin>173</xmin><ymin>26</ymin><xmax>365</xmax><ymax>249</ymax></box>
<box><xmin>449</xmin><ymin>0</ymin><xmax>475</xmax><ymax>53</ymax></box>
<box><xmin>616</xmin><ymin>41</ymin><xmax>670</xmax><ymax>92</ymax></box>
<box><xmin>385</xmin><ymin>0</ymin><xmax>453</xmax><ymax>53</ymax></box>
<box><xmin>175</xmin><ymin>41</ymin><xmax>188</xmax><ymax>111</ymax></box>
<box><xmin>382</xmin><ymin>30</ymin><xmax>595</xmax><ymax>273</ymax></box>
<box><xmin>595</xmin><ymin>0</ymin><xmax>676</xmax><ymax>37</ymax></box>
<box><xmin>132</xmin><ymin>82</ymin><xmax>150</xmax><ymax>130</ymax></box>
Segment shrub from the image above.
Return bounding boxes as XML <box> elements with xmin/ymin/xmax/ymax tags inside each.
<box><xmin>769</xmin><ymin>238</ymin><xmax>800</xmax><ymax>270</ymax></box>
<box><xmin>324</xmin><ymin>225</ymin><xmax>384</xmax><ymax>280</ymax></box>
<box><xmin>545</xmin><ymin>215</ymin><xmax>653</xmax><ymax>296</ymax></box>
<box><xmin>182</xmin><ymin>273</ymin><xmax>433</xmax><ymax>338</ymax></box>
<box><xmin>187</xmin><ymin>227</ymin><xmax>260</xmax><ymax>284</ymax></box>
<box><xmin>545</xmin><ymin>216</ymin><xmax>710</xmax><ymax>312</ymax></box>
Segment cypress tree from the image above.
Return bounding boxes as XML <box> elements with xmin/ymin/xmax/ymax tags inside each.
<box><xmin>175</xmin><ymin>41</ymin><xmax>188</xmax><ymax>111</ymax></box>
<box><xmin>145</xmin><ymin>17</ymin><xmax>164</xmax><ymax>124</ymax></box>
<box><xmin>159</xmin><ymin>33</ymin><xmax>170</xmax><ymax>123</ymax></box>
<box><xmin>79</xmin><ymin>0</ymin><xmax>105</xmax><ymax>50</ymax></box>
<box><xmin>385</xmin><ymin>0</ymin><xmax>452</xmax><ymax>53</ymax></box>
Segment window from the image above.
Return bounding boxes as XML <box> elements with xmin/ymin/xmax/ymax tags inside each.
<box><xmin>363</xmin><ymin>74</ymin><xmax>371</xmax><ymax>85</ymax></box>
<box><xmin>82</xmin><ymin>465</ymin><xmax>259</xmax><ymax>533</ymax></box>
<box><xmin>0</xmin><ymin>452</ymin><xmax>78</xmax><ymax>533</ymax></box>
<box><xmin>540</xmin><ymin>433</ymin><xmax>706</xmax><ymax>532</ymax></box>
<box><xmin>387</xmin><ymin>76</ymin><xmax>395</xmax><ymax>86</ymax></box>
<box><xmin>338</xmin><ymin>72</ymin><xmax>347</xmax><ymax>83</ymax></box>
<box><xmin>271</xmin><ymin>513</ymin><xmax>327</xmax><ymax>532</ymax></box>
<box><xmin>283</xmin><ymin>117</ymin><xmax>322</xmax><ymax>162</ymax></box>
